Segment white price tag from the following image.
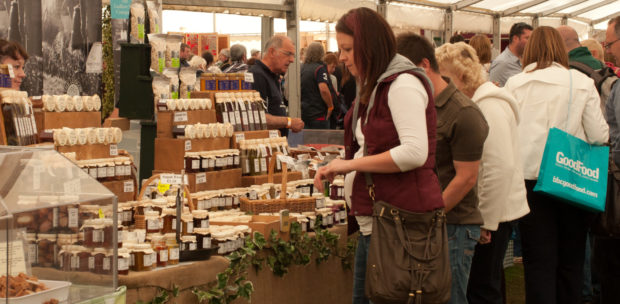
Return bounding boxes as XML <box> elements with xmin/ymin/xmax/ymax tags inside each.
<box><xmin>235</xmin><ymin>133</ymin><xmax>245</xmax><ymax>143</ymax></box>
<box><xmin>124</xmin><ymin>180</ymin><xmax>134</xmax><ymax>193</ymax></box>
<box><xmin>110</xmin><ymin>144</ymin><xmax>118</xmax><ymax>156</ymax></box>
<box><xmin>244</xmin><ymin>72</ymin><xmax>254</xmax><ymax>83</ymax></box>
<box><xmin>63</xmin><ymin>179</ymin><xmax>80</xmax><ymax>194</ymax></box>
<box><xmin>160</xmin><ymin>173</ymin><xmax>183</xmax><ymax>185</ymax></box>
<box><xmin>174</xmin><ymin>111</ymin><xmax>188</xmax><ymax>122</ymax></box>
<box><xmin>196</xmin><ymin>173</ymin><xmax>207</xmax><ymax>184</ymax></box>
<box><xmin>7</xmin><ymin>64</ymin><xmax>14</xmax><ymax>78</ymax></box>
<box><xmin>185</xmin><ymin>140</ymin><xmax>192</xmax><ymax>151</ymax></box>
<box><xmin>269</xmin><ymin>130</ymin><xmax>279</xmax><ymax>138</ymax></box>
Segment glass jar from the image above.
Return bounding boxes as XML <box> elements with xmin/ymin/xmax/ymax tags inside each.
<box><xmin>165</xmin><ymin>233</ymin><xmax>180</xmax><ymax>265</ymax></box>
<box><xmin>131</xmin><ymin>244</ymin><xmax>154</xmax><ymax>271</ymax></box>
<box><xmin>58</xmin><ymin>245</ymin><xmax>71</xmax><ymax>271</ymax></box>
<box><xmin>90</xmin><ymin>248</ymin><xmax>107</xmax><ymax>274</ymax></box>
<box><xmin>151</xmin><ymin>235</ymin><xmax>168</xmax><ymax>267</ymax></box>
<box><xmin>180</xmin><ymin>235</ymin><xmax>198</xmax><ymax>251</ymax></box>
<box><xmin>161</xmin><ymin>208</ymin><xmax>177</xmax><ymax>234</ymax></box>
<box><xmin>194</xmin><ymin>228</ymin><xmax>211</xmax><ymax>249</ymax></box>
<box><xmin>145</xmin><ymin>211</ymin><xmax>161</xmax><ymax>234</ymax></box>
<box><xmin>117</xmin><ymin>248</ymin><xmax>131</xmax><ymax>275</ymax></box>
<box><xmin>102</xmin><ymin>219</ymin><xmax>116</xmax><ymax>249</ymax></box>
<box><xmin>70</xmin><ymin>245</ymin><xmax>86</xmax><ymax>271</ymax></box>
<box><xmin>77</xmin><ymin>247</ymin><xmax>91</xmax><ymax>272</ymax></box>
<box><xmin>150</xmin><ymin>198</ymin><xmax>168</xmax><ymax>214</ymax></box>
<box><xmin>192</xmin><ymin>210</ymin><xmax>209</xmax><ymax>229</ymax></box>
<box><xmin>181</xmin><ymin>214</ymin><xmax>194</xmax><ymax>235</ymax></box>
<box><xmin>37</xmin><ymin>234</ymin><xmax>58</xmax><ymax>267</ymax></box>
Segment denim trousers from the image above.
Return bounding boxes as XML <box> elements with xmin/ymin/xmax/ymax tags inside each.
<box><xmin>353</xmin><ymin>234</ymin><xmax>373</xmax><ymax>304</ymax></box>
<box><xmin>447</xmin><ymin>224</ymin><xmax>480</xmax><ymax>304</ymax></box>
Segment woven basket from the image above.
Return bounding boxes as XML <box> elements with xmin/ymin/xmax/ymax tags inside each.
<box><xmin>240</xmin><ymin>153</ymin><xmax>315</xmax><ymax>214</ymax></box>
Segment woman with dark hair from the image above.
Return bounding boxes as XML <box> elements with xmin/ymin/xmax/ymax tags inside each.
<box><xmin>0</xmin><ymin>39</ymin><xmax>28</xmax><ymax>90</ymax></box>
<box><xmin>505</xmin><ymin>26</ymin><xmax>608</xmax><ymax>304</ymax></box>
<box><xmin>314</xmin><ymin>7</ymin><xmax>447</xmax><ymax>304</ymax></box>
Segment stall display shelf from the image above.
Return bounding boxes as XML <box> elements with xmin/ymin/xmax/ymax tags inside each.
<box><xmin>156</xmin><ymin>109</ymin><xmax>217</xmax><ymax>138</ymax></box>
<box><xmin>153</xmin><ymin>168</ymin><xmax>242</xmax><ymax>193</ymax></box>
<box><xmin>154</xmin><ymin>137</ymin><xmax>231</xmax><ymax>172</ymax></box>
<box><xmin>38</xmin><ymin>111</ymin><xmax>102</xmax><ymax>130</ymax></box>
<box><xmin>56</xmin><ymin>143</ymin><xmax>118</xmax><ymax>160</ymax></box>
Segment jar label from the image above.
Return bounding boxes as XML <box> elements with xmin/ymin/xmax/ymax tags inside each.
<box><xmin>53</xmin><ymin>207</ymin><xmax>59</xmax><ymax>228</ymax></box>
<box><xmin>103</xmin><ymin>257</ymin><xmax>111</xmax><ymax>270</ymax></box>
<box><xmin>301</xmin><ymin>222</ymin><xmax>307</xmax><ymax>232</ymax></box>
<box><xmin>201</xmin><ymin>219</ymin><xmax>209</xmax><ymax>228</ymax></box>
<box><xmin>253</xmin><ymin>159</ymin><xmax>260</xmax><ymax>173</ymax></box>
<box><xmin>28</xmin><ymin>244</ymin><xmax>37</xmax><ymax>264</ymax></box>
<box><xmin>88</xmin><ymin>257</ymin><xmax>95</xmax><ymax>270</ymax></box>
<box><xmin>147</xmin><ymin>219</ymin><xmax>159</xmax><ymax>230</ymax></box>
<box><xmin>118</xmin><ymin>230</ymin><xmax>123</xmax><ymax>242</ymax></box>
<box><xmin>234</xmin><ymin>155</ymin><xmax>239</xmax><ymax>166</ymax></box>
<box><xmin>123</xmin><ymin>210</ymin><xmax>132</xmax><ymax>222</ymax></box>
<box><xmin>260</xmin><ymin>158</ymin><xmax>267</xmax><ymax>173</ymax></box>
<box><xmin>130</xmin><ymin>254</ymin><xmax>135</xmax><ymax>267</ymax></box>
<box><xmin>124</xmin><ymin>165</ymin><xmax>132</xmax><ymax>176</ymax></box>
<box><xmin>227</xmin><ymin>156</ymin><xmax>233</xmax><ymax>166</ymax></box>
<box><xmin>187</xmin><ymin>221</ymin><xmax>194</xmax><ymax>233</ymax></box>
<box><xmin>93</xmin><ymin>230</ymin><xmax>104</xmax><ymax>243</ymax></box>
<box><xmin>196</xmin><ymin>173</ymin><xmax>206</xmax><ymax>184</ymax></box>
<box><xmin>205</xmin><ymin>199</ymin><xmax>212</xmax><ymax>209</ymax></box>
<box><xmin>241</xmin><ymin>112</ymin><xmax>249</xmax><ymax>127</ymax></box>
<box><xmin>203</xmin><ymin>237</ymin><xmax>211</xmax><ymax>249</ymax></box>
<box><xmin>189</xmin><ymin>242</ymin><xmax>197</xmax><ymax>251</ymax></box>
<box><xmin>159</xmin><ymin>249</ymin><xmax>168</xmax><ymax>262</ymax></box>
<box><xmin>226</xmin><ymin>197</ymin><xmax>233</xmax><ymax>207</ymax></box>
<box><xmin>116</xmin><ymin>165</ymin><xmax>124</xmax><ymax>176</ymax></box>
<box><xmin>334</xmin><ymin>212</ymin><xmax>340</xmax><ymax>222</ymax></box>
<box><xmin>170</xmin><ymin>248</ymin><xmax>179</xmax><ymax>260</ymax></box>
<box><xmin>202</xmin><ymin>159</ymin><xmax>209</xmax><ymax>169</ymax></box>
<box><xmin>68</xmin><ymin>207</ymin><xmax>79</xmax><ymax>228</ymax></box>
<box><xmin>124</xmin><ymin>180</ymin><xmax>134</xmax><ymax>193</ymax></box>
<box><xmin>243</xmin><ymin>159</ymin><xmax>250</xmax><ymax>174</ymax></box>
<box><xmin>260</xmin><ymin>111</ymin><xmax>267</xmax><ymax>127</ymax></box>
<box><xmin>118</xmin><ymin>257</ymin><xmax>129</xmax><ymax>271</ymax></box>
<box><xmin>107</xmin><ymin>166</ymin><xmax>115</xmax><ymax>177</ymax></box>
<box><xmin>228</xmin><ymin>112</ymin><xmax>236</xmax><ymax>125</ymax></box>
<box><xmin>234</xmin><ymin>112</ymin><xmax>241</xmax><ymax>126</ymax></box>
<box><xmin>222</xmin><ymin>113</ymin><xmax>229</xmax><ymax>124</ymax></box>
<box><xmin>89</xmin><ymin>168</ymin><xmax>98</xmax><ymax>178</ymax></box>
<box><xmin>144</xmin><ymin>253</ymin><xmax>153</xmax><ymax>267</ymax></box>
<box><xmin>192</xmin><ymin>159</ymin><xmax>200</xmax><ymax>169</ymax></box>
<box><xmin>234</xmin><ymin>196</ymin><xmax>240</xmax><ymax>206</ymax></box>
<box><xmin>98</xmin><ymin>167</ymin><xmax>107</xmax><ymax>178</ymax></box>
<box><xmin>172</xmin><ymin>218</ymin><xmax>177</xmax><ymax>230</ymax></box>
<box><xmin>159</xmin><ymin>218</ymin><xmax>164</xmax><ymax>229</ymax></box>
<box><xmin>253</xmin><ymin>111</ymin><xmax>261</xmax><ymax>126</ymax></box>
<box><xmin>71</xmin><ymin>256</ymin><xmax>78</xmax><ymax>269</ymax></box>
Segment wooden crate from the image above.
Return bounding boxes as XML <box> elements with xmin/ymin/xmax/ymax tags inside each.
<box><xmin>154</xmin><ymin>137</ymin><xmax>231</xmax><ymax>172</ymax></box>
<box><xmin>41</xmin><ymin>111</ymin><xmax>102</xmax><ymax>130</ymax></box>
<box><xmin>156</xmin><ymin>109</ymin><xmax>217</xmax><ymax>138</ymax></box>
<box><xmin>153</xmin><ymin>169</ymin><xmax>242</xmax><ymax>192</ymax></box>
<box><xmin>56</xmin><ymin>143</ymin><xmax>117</xmax><ymax>160</ymax></box>
<box><xmin>102</xmin><ymin>179</ymin><xmax>136</xmax><ymax>202</ymax></box>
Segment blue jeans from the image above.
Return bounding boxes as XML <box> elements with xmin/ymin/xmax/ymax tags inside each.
<box><xmin>353</xmin><ymin>234</ymin><xmax>373</xmax><ymax>304</ymax></box>
<box><xmin>448</xmin><ymin>224</ymin><xmax>480</xmax><ymax>304</ymax></box>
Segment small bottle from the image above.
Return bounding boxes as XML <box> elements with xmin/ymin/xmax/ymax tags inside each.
<box><xmin>253</xmin><ymin>92</ymin><xmax>268</xmax><ymax>130</ymax></box>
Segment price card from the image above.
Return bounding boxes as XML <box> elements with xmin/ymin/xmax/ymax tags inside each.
<box><xmin>185</xmin><ymin>140</ymin><xmax>192</xmax><ymax>151</ymax></box>
<box><xmin>244</xmin><ymin>72</ymin><xmax>254</xmax><ymax>83</ymax></box>
<box><xmin>63</xmin><ymin>179</ymin><xmax>80</xmax><ymax>194</ymax></box>
<box><xmin>0</xmin><ymin>241</ymin><xmax>27</xmax><ymax>276</ymax></box>
<box><xmin>110</xmin><ymin>144</ymin><xmax>119</xmax><ymax>156</ymax></box>
<box><xmin>157</xmin><ymin>181</ymin><xmax>171</xmax><ymax>194</ymax></box>
<box><xmin>269</xmin><ymin>130</ymin><xmax>279</xmax><ymax>138</ymax></box>
<box><xmin>235</xmin><ymin>133</ymin><xmax>245</xmax><ymax>143</ymax></box>
<box><xmin>98</xmin><ymin>208</ymin><xmax>105</xmax><ymax>219</ymax></box>
<box><xmin>174</xmin><ymin>111</ymin><xmax>188</xmax><ymax>122</ymax></box>
<box><xmin>196</xmin><ymin>172</ymin><xmax>206</xmax><ymax>184</ymax></box>
<box><xmin>160</xmin><ymin>173</ymin><xmax>183</xmax><ymax>185</ymax></box>
<box><xmin>124</xmin><ymin>180</ymin><xmax>134</xmax><ymax>193</ymax></box>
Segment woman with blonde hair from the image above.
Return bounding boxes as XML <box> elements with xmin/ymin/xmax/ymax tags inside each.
<box><xmin>504</xmin><ymin>26</ymin><xmax>608</xmax><ymax>304</ymax></box>
<box><xmin>435</xmin><ymin>41</ymin><xmax>529</xmax><ymax>304</ymax></box>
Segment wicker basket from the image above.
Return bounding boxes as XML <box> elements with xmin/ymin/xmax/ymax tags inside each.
<box><xmin>240</xmin><ymin>153</ymin><xmax>315</xmax><ymax>214</ymax></box>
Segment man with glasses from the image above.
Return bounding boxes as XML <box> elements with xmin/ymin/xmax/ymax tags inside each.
<box><xmin>489</xmin><ymin>22</ymin><xmax>533</xmax><ymax>87</ymax></box>
<box><xmin>248</xmin><ymin>35</ymin><xmax>304</xmax><ymax>136</ymax></box>
<box><xmin>596</xmin><ymin>15</ymin><xmax>620</xmax><ymax>304</ymax></box>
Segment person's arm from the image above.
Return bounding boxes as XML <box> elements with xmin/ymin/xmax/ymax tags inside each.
<box><xmin>265</xmin><ymin>114</ymin><xmax>303</xmax><ymax>132</ymax></box>
<box><xmin>442</xmin><ymin>107</ymin><xmax>489</xmax><ymax>212</ymax></box>
<box><xmin>318</xmin><ymin>82</ymin><xmax>334</xmax><ymax>117</ymax></box>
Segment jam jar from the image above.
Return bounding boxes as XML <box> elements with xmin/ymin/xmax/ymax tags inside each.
<box><xmin>151</xmin><ymin>235</ymin><xmax>168</xmax><ymax>267</ymax></box>
<box><xmin>131</xmin><ymin>244</ymin><xmax>154</xmax><ymax>271</ymax></box>
<box><xmin>151</xmin><ymin>198</ymin><xmax>168</xmax><ymax>214</ymax></box>
<box><xmin>165</xmin><ymin>233</ymin><xmax>180</xmax><ymax>265</ymax></box>
<box><xmin>117</xmin><ymin>248</ymin><xmax>131</xmax><ymax>275</ymax></box>
<box><xmin>58</xmin><ymin>245</ymin><xmax>71</xmax><ymax>271</ymax></box>
<box><xmin>194</xmin><ymin>228</ymin><xmax>212</xmax><ymax>249</ymax></box>
<box><xmin>37</xmin><ymin>234</ymin><xmax>58</xmax><ymax>267</ymax></box>
<box><xmin>192</xmin><ymin>210</ymin><xmax>209</xmax><ymax>229</ymax></box>
<box><xmin>77</xmin><ymin>247</ymin><xmax>91</xmax><ymax>272</ymax></box>
<box><xmin>101</xmin><ymin>219</ymin><xmax>116</xmax><ymax>249</ymax></box>
<box><xmin>145</xmin><ymin>211</ymin><xmax>161</xmax><ymax>234</ymax></box>
<box><xmin>70</xmin><ymin>245</ymin><xmax>87</xmax><ymax>271</ymax></box>
<box><xmin>161</xmin><ymin>208</ymin><xmax>177</xmax><ymax>233</ymax></box>
<box><xmin>90</xmin><ymin>248</ymin><xmax>107</xmax><ymax>274</ymax></box>
<box><xmin>180</xmin><ymin>235</ymin><xmax>198</xmax><ymax>251</ymax></box>
<box><xmin>181</xmin><ymin>214</ymin><xmax>194</xmax><ymax>236</ymax></box>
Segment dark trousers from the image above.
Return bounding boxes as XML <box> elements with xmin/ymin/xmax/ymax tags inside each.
<box><xmin>467</xmin><ymin>221</ymin><xmax>513</xmax><ymax>304</ymax></box>
<box><xmin>519</xmin><ymin>180</ymin><xmax>588</xmax><ymax>304</ymax></box>
<box><xmin>303</xmin><ymin>118</ymin><xmax>329</xmax><ymax>129</ymax></box>
<box><xmin>593</xmin><ymin>236</ymin><xmax>620</xmax><ymax>304</ymax></box>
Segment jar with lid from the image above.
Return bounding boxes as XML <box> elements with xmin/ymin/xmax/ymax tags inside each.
<box><xmin>151</xmin><ymin>198</ymin><xmax>168</xmax><ymax>215</ymax></box>
<box><xmin>131</xmin><ymin>244</ymin><xmax>154</xmax><ymax>271</ymax></box>
<box><xmin>118</xmin><ymin>202</ymin><xmax>133</xmax><ymax>227</ymax></box>
<box><xmin>58</xmin><ymin>245</ymin><xmax>71</xmax><ymax>271</ymax></box>
<box><xmin>100</xmin><ymin>219</ymin><xmax>116</xmax><ymax>248</ymax></box>
<box><xmin>105</xmin><ymin>161</ymin><xmax>116</xmax><ymax>181</ymax></box>
<box><xmin>192</xmin><ymin>210</ymin><xmax>209</xmax><ymax>229</ymax></box>
<box><xmin>194</xmin><ymin>228</ymin><xmax>211</xmax><ymax>249</ymax></box>
<box><xmin>211</xmin><ymin>231</ymin><xmax>227</xmax><ymax>254</ymax></box>
<box><xmin>200</xmin><ymin>152</ymin><xmax>210</xmax><ymax>172</ymax></box>
<box><xmin>117</xmin><ymin>248</ymin><xmax>131</xmax><ymax>275</ymax></box>
<box><xmin>57</xmin><ymin>233</ymin><xmax>77</xmax><ymax>249</ymax></box>
<box><xmin>88</xmin><ymin>162</ymin><xmax>98</xmax><ymax>179</ymax></box>
<box><xmin>308</xmin><ymin>215</ymin><xmax>317</xmax><ymax>232</ymax></box>
<box><xmin>90</xmin><ymin>248</ymin><xmax>107</xmax><ymax>274</ymax></box>
<box><xmin>185</xmin><ymin>152</ymin><xmax>201</xmax><ymax>173</ymax></box>
<box><xmin>215</xmin><ymin>98</ymin><xmax>229</xmax><ymax>124</ymax></box>
<box><xmin>181</xmin><ymin>214</ymin><xmax>194</xmax><ymax>235</ymax></box>
<box><xmin>330</xmin><ymin>179</ymin><xmax>344</xmax><ymax>200</ymax></box>
<box><xmin>145</xmin><ymin>211</ymin><xmax>161</xmax><ymax>234</ymax></box>
<box><xmin>151</xmin><ymin>235</ymin><xmax>168</xmax><ymax>267</ymax></box>
<box><xmin>70</xmin><ymin>245</ymin><xmax>87</xmax><ymax>271</ymax></box>
<box><xmin>161</xmin><ymin>208</ymin><xmax>177</xmax><ymax>233</ymax></box>
<box><xmin>180</xmin><ymin>235</ymin><xmax>198</xmax><ymax>251</ymax></box>
<box><xmin>81</xmin><ymin>219</ymin><xmax>101</xmax><ymax>248</ymax></box>
<box><xmin>165</xmin><ymin>233</ymin><xmax>180</xmax><ymax>265</ymax></box>
<box><xmin>114</xmin><ymin>159</ymin><xmax>124</xmax><ymax>179</ymax></box>
<box><xmin>76</xmin><ymin>247</ymin><xmax>91</xmax><ymax>272</ymax></box>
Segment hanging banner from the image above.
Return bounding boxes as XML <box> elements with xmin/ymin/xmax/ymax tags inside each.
<box><xmin>111</xmin><ymin>0</ymin><xmax>132</xmax><ymax>19</ymax></box>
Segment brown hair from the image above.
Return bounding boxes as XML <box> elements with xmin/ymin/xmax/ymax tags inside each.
<box><xmin>336</xmin><ymin>8</ymin><xmax>396</xmax><ymax>104</ymax></box>
<box><xmin>323</xmin><ymin>53</ymin><xmax>338</xmax><ymax>66</ymax></box>
<box><xmin>610</xmin><ymin>16</ymin><xmax>620</xmax><ymax>39</ymax></box>
<box><xmin>0</xmin><ymin>39</ymin><xmax>29</xmax><ymax>62</ymax></box>
<box><xmin>396</xmin><ymin>32</ymin><xmax>439</xmax><ymax>73</ymax></box>
<box><xmin>469</xmin><ymin>34</ymin><xmax>492</xmax><ymax>64</ymax></box>
<box><xmin>522</xmin><ymin>26</ymin><xmax>568</xmax><ymax>72</ymax></box>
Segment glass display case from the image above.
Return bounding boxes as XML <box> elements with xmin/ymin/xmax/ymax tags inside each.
<box><xmin>0</xmin><ymin>146</ymin><xmax>118</xmax><ymax>303</ymax></box>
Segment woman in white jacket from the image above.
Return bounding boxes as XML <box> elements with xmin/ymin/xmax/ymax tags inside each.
<box><xmin>504</xmin><ymin>27</ymin><xmax>608</xmax><ymax>304</ymax></box>
<box><xmin>435</xmin><ymin>42</ymin><xmax>529</xmax><ymax>304</ymax></box>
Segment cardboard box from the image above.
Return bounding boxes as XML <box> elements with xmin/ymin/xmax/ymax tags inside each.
<box><xmin>102</xmin><ymin>179</ymin><xmax>136</xmax><ymax>202</ymax></box>
<box><xmin>56</xmin><ymin>143</ymin><xmax>117</xmax><ymax>160</ymax></box>
<box><xmin>241</xmin><ymin>171</ymin><xmax>303</xmax><ymax>187</ymax></box>
<box><xmin>41</xmin><ymin>111</ymin><xmax>102</xmax><ymax>130</ymax></box>
<box><xmin>199</xmin><ymin>33</ymin><xmax>219</xmax><ymax>56</ymax></box>
<box><xmin>211</xmin><ymin>215</ymin><xmax>296</xmax><ymax>241</ymax></box>
<box><xmin>154</xmin><ymin>137</ymin><xmax>231</xmax><ymax>172</ymax></box>
<box><xmin>103</xmin><ymin>117</ymin><xmax>130</xmax><ymax>131</ymax></box>
<box><xmin>153</xmin><ymin>169</ymin><xmax>242</xmax><ymax>192</ymax></box>
<box><xmin>156</xmin><ymin>109</ymin><xmax>217</xmax><ymax>138</ymax></box>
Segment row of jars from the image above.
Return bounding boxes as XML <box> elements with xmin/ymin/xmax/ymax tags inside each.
<box><xmin>159</xmin><ymin>98</ymin><xmax>212</xmax><ymax>111</ymax></box>
<box><xmin>184</xmin><ymin>149</ymin><xmax>240</xmax><ymax>173</ymax></box>
<box><xmin>42</xmin><ymin>94</ymin><xmax>102</xmax><ymax>112</ymax></box>
<box><xmin>201</xmin><ymin>73</ymin><xmax>253</xmax><ymax>91</ymax></box>
<box><xmin>74</xmin><ymin>156</ymin><xmax>133</xmax><ymax>181</ymax></box>
<box><xmin>184</xmin><ymin>122</ymin><xmax>233</xmax><ymax>139</ymax></box>
<box><xmin>53</xmin><ymin>127</ymin><xmax>123</xmax><ymax>146</ymax></box>
<box><xmin>215</xmin><ymin>92</ymin><xmax>268</xmax><ymax>132</ymax></box>
<box><xmin>239</xmin><ymin>137</ymin><xmax>291</xmax><ymax>176</ymax></box>
<box><xmin>143</xmin><ymin>209</ymin><xmax>210</xmax><ymax>235</ymax></box>
<box><xmin>14</xmin><ymin>200</ymin><xmax>114</xmax><ymax>234</ymax></box>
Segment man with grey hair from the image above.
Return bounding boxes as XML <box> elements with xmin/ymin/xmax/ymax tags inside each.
<box><xmin>595</xmin><ymin>15</ymin><xmax>620</xmax><ymax>303</ymax></box>
<box><xmin>216</xmin><ymin>48</ymin><xmax>231</xmax><ymax>71</ymax></box>
<box><xmin>223</xmin><ymin>44</ymin><xmax>248</xmax><ymax>73</ymax></box>
<box><xmin>248</xmin><ymin>35</ymin><xmax>304</xmax><ymax>136</ymax></box>
<box><xmin>300</xmin><ymin>42</ymin><xmax>333</xmax><ymax>129</ymax></box>
<box><xmin>557</xmin><ymin>25</ymin><xmax>604</xmax><ymax>70</ymax></box>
